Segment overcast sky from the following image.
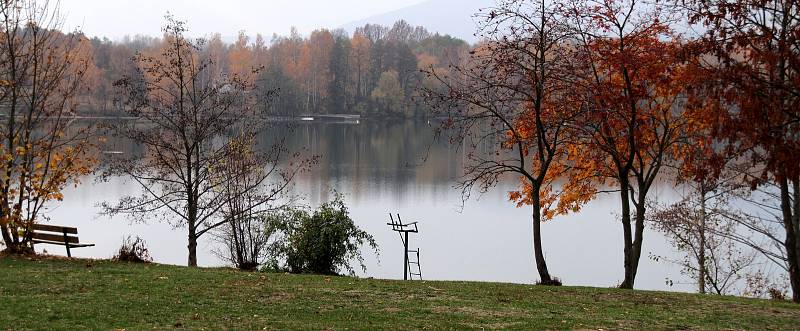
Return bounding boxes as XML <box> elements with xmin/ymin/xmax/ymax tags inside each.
<box><xmin>59</xmin><ymin>0</ymin><xmax>427</xmax><ymax>40</ymax></box>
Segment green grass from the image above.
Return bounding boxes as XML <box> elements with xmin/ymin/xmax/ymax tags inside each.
<box><xmin>0</xmin><ymin>255</ymin><xmax>798</xmax><ymax>330</ymax></box>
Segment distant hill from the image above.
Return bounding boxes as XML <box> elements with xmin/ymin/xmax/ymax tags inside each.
<box><xmin>341</xmin><ymin>0</ymin><xmax>493</xmax><ymax>44</ymax></box>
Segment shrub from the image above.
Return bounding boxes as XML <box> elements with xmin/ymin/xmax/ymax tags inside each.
<box><xmin>268</xmin><ymin>193</ymin><xmax>379</xmax><ymax>275</ymax></box>
<box><xmin>113</xmin><ymin>235</ymin><xmax>152</xmax><ymax>263</ymax></box>
<box><xmin>214</xmin><ymin>213</ymin><xmax>277</xmax><ymax>271</ymax></box>
<box><xmin>769</xmin><ymin>288</ymin><xmax>787</xmax><ymax>301</ymax></box>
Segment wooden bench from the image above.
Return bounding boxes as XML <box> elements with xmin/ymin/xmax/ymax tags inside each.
<box><xmin>30</xmin><ymin>224</ymin><xmax>95</xmax><ymax>257</ymax></box>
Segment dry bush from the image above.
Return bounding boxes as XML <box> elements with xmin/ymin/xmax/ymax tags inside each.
<box><xmin>112</xmin><ymin>236</ymin><xmax>152</xmax><ymax>263</ymax></box>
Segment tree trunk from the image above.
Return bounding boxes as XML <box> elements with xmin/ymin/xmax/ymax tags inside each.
<box><xmin>793</xmin><ymin>178</ymin><xmax>800</xmax><ymax>303</ymax></box>
<box><xmin>628</xmin><ymin>200</ymin><xmax>646</xmax><ymax>289</ymax></box>
<box><xmin>698</xmin><ymin>187</ymin><xmax>707</xmax><ymax>294</ymax></box>
<box><xmin>188</xmin><ymin>231</ymin><xmax>198</xmax><ymax>267</ymax></box>
<box><xmin>531</xmin><ymin>194</ymin><xmax>554</xmax><ymax>285</ymax></box>
<box><xmin>781</xmin><ymin>175</ymin><xmax>800</xmax><ymax>303</ymax></box>
<box><xmin>619</xmin><ymin>178</ymin><xmax>635</xmax><ymax>289</ymax></box>
<box><xmin>187</xmin><ymin>194</ymin><xmax>198</xmax><ymax>266</ymax></box>
<box><xmin>1</xmin><ymin>221</ymin><xmax>25</xmax><ymax>253</ymax></box>
<box><xmin>0</xmin><ymin>224</ymin><xmax>12</xmax><ymax>250</ymax></box>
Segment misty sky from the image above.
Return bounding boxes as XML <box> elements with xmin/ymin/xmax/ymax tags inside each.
<box><xmin>59</xmin><ymin>0</ymin><xmax>427</xmax><ymax>40</ymax></box>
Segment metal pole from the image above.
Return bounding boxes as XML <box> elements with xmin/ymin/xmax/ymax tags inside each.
<box><xmin>63</xmin><ymin>230</ymin><xmax>71</xmax><ymax>258</ymax></box>
<box><xmin>404</xmin><ymin>231</ymin><xmax>409</xmax><ymax>280</ymax></box>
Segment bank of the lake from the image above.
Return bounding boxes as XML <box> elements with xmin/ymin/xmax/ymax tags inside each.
<box><xmin>48</xmin><ymin>119</ymin><xmax>700</xmax><ymax>292</ymax></box>
<box><xmin>0</xmin><ymin>255</ymin><xmax>798</xmax><ymax>330</ymax></box>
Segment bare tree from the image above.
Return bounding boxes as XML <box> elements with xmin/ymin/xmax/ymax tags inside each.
<box><xmin>103</xmin><ymin>16</ymin><xmax>309</xmax><ymax>266</ymax></box>
<box><xmin>211</xmin><ymin>134</ymin><xmax>308</xmax><ymax>270</ymax></box>
<box><xmin>0</xmin><ymin>0</ymin><xmax>95</xmax><ymax>253</ymax></box>
<box><xmin>709</xmin><ymin>168</ymin><xmax>799</xmax><ymax>296</ymax></box>
<box><xmin>649</xmin><ymin>177</ymin><xmax>758</xmax><ymax>295</ymax></box>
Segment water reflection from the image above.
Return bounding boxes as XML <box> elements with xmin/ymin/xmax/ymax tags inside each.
<box><xmin>42</xmin><ymin>119</ymin><xmax>691</xmax><ymax>292</ymax></box>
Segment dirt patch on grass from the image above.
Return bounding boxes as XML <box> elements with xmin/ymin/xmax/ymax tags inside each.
<box><xmin>341</xmin><ymin>289</ymin><xmax>370</xmax><ymax>297</ymax></box>
<box><xmin>716</xmin><ymin>302</ymin><xmax>799</xmax><ymax>319</ymax></box>
<box><xmin>592</xmin><ymin>291</ymin><xmax>671</xmax><ymax>305</ymax></box>
<box><xmin>257</xmin><ymin>291</ymin><xmax>295</xmax><ymax>304</ymax></box>
<box><xmin>432</xmin><ymin>305</ymin><xmax>524</xmax><ymax>318</ymax></box>
<box><xmin>7</xmin><ymin>253</ymin><xmax>72</xmax><ymax>262</ymax></box>
<box><xmin>463</xmin><ymin>321</ymin><xmax>524</xmax><ymax>329</ymax></box>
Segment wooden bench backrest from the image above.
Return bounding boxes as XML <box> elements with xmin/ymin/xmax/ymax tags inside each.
<box><xmin>32</xmin><ymin>224</ymin><xmax>77</xmax><ymax>234</ymax></box>
<box><xmin>31</xmin><ymin>224</ymin><xmax>80</xmax><ymax>244</ymax></box>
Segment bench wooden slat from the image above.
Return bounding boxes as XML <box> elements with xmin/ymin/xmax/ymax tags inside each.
<box><xmin>32</xmin><ymin>224</ymin><xmax>78</xmax><ymax>234</ymax></box>
<box><xmin>30</xmin><ymin>223</ymin><xmax>93</xmax><ymax>258</ymax></box>
<box><xmin>31</xmin><ymin>232</ymin><xmax>79</xmax><ymax>244</ymax></box>
<box><xmin>32</xmin><ymin>240</ymin><xmax>94</xmax><ymax>248</ymax></box>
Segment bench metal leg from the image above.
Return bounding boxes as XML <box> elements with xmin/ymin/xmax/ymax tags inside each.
<box><xmin>63</xmin><ymin>231</ymin><xmax>71</xmax><ymax>258</ymax></box>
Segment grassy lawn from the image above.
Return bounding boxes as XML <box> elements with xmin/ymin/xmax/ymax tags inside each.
<box><xmin>0</xmin><ymin>255</ymin><xmax>799</xmax><ymax>330</ymax></box>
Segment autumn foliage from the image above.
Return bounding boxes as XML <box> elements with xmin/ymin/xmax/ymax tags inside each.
<box><xmin>427</xmin><ymin>0</ymin><xmax>800</xmax><ymax>298</ymax></box>
<box><xmin>0</xmin><ymin>0</ymin><xmax>799</xmax><ymax>303</ymax></box>
<box><xmin>0</xmin><ymin>0</ymin><xmax>96</xmax><ymax>253</ymax></box>
<box><xmin>78</xmin><ymin>21</ymin><xmax>469</xmax><ymax>118</ymax></box>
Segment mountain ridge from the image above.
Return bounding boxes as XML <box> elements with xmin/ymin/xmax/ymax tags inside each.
<box><xmin>340</xmin><ymin>0</ymin><xmax>493</xmax><ymax>43</ymax></box>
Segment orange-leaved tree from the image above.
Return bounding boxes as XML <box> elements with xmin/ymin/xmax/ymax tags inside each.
<box><xmin>561</xmin><ymin>0</ymin><xmax>692</xmax><ymax>288</ymax></box>
<box><xmin>228</xmin><ymin>31</ymin><xmax>256</xmax><ymax>83</ymax></box>
<box><xmin>422</xmin><ymin>0</ymin><xmax>584</xmax><ymax>285</ymax></box>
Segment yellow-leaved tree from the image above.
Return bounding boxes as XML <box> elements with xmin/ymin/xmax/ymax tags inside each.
<box><xmin>0</xmin><ymin>0</ymin><xmax>96</xmax><ymax>253</ymax></box>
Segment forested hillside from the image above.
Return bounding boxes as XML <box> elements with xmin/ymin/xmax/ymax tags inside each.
<box><xmin>81</xmin><ymin>20</ymin><xmax>469</xmax><ymax>118</ymax></box>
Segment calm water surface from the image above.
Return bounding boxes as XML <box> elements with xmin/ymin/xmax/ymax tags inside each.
<box><xmin>42</xmin><ymin>119</ymin><xmax>691</xmax><ymax>292</ymax></box>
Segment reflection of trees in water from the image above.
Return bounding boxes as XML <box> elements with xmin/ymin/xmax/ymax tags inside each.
<box><xmin>90</xmin><ymin>119</ymin><xmax>506</xmax><ymax>202</ymax></box>
<box><xmin>270</xmin><ymin>120</ymin><xmax>452</xmax><ymax>200</ymax></box>
<box><xmin>258</xmin><ymin>120</ymin><xmax>486</xmax><ymax>203</ymax></box>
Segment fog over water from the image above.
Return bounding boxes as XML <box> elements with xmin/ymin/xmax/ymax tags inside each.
<box><xmin>41</xmin><ymin>119</ymin><xmax>694</xmax><ymax>292</ymax></box>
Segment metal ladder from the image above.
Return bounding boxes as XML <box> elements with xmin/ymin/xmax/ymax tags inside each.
<box><xmin>388</xmin><ymin>213</ymin><xmax>422</xmax><ymax>280</ymax></box>
<box><xmin>407</xmin><ymin>248</ymin><xmax>422</xmax><ymax>280</ymax></box>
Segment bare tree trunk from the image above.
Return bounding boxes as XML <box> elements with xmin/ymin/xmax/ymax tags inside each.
<box><xmin>0</xmin><ymin>225</ymin><xmax>11</xmax><ymax>250</ymax></box>
<box><xmin>187</xmin><ymin>192</ymin><xmax>199</xmax><ymax>267</ymax></box>
<box><xmin>188</xmin><ymin>227</ymin><xmax>198</xmax><ymax>267</ymax></box>
<box><xmin>630</xmin><ymin>199</ymin><xmax>646</xmax><ymax>288</ymax></box>
<box><xmin>793</xmin><ymin>178</ymin><xmax>800</xmax><ymax>303</ymax></box>
<box><xmin>781</xmin><ymin>175</ymin><xmax>800</xmax><ymax>303</ymax></box>
<box><xmin>619</xmin><ymin>178</ymin><xmax>635</xmax><ymax>289</ymax></box>
<box><xmin>698</xmin><ymin>188</ymin><xmax>707</xmax><ymax>294</ymax></box>
<box><xmin>1</xmin><ymin>51</ymin><xmax>18</xmax><ymax>252</ymax></box>
<box><xmin>531</xmin><ymin>191</ymin><xmax>554</xmax><ymax>285</ymax></box>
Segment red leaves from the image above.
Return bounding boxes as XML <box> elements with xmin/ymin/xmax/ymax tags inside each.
<box><xmin>683</xmin><ymin>0</ymin><xmax>800</xmax><ymax>180</ymax></box>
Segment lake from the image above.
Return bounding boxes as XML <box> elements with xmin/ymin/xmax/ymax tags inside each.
<box><xmin>40</xmin><ymin>119</ymin><xmax>692</xmax><ymax>292</ymax></box>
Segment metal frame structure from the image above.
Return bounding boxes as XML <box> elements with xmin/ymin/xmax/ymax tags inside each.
<box><xmin>387</xmin><ymin>213</ymin><xmax>422</xmax><ymax>280</ymax></box>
